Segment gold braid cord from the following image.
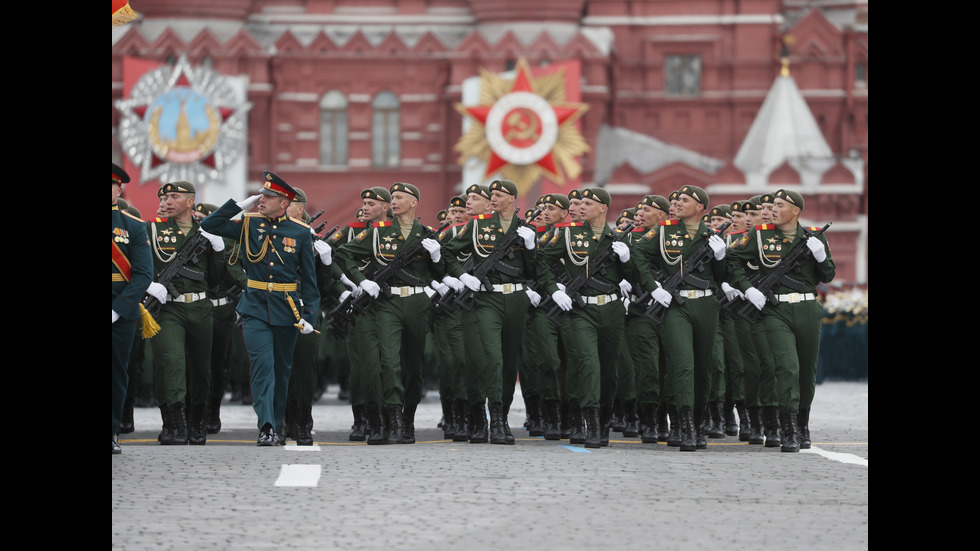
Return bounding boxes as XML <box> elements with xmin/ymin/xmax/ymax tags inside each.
<box><xmin>112</xmin><ymin>4</ymin><xmax>139</xmax><ymax>27</ymax></box>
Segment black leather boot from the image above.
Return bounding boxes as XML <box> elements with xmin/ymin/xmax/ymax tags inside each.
<box><xmin>568</xmin><ymin>404</ymin><xmax>586</xmax><ymax>444</ymax></box>
<box><xmin>296</xmin><ymin>405</ymin><xmax>314</xmax><ymax>446</ymax></box>
<box><xmin>453</xmin><ymin>400</ymin><xmax>470</xmax><ymax>442</ymax></box>
<box><xmin>611</xmin><ymin>400</ymin><xmax>626</xmax><ymax>433</ymax></box>
<box><xmin>158</xmin><ymin>404</ymin><xmax>174</xmax><ymax>444</ymax></box>
<box><xmin>764</xmin><ymin>406</ymin><xmax>781</xmax><ymax>448</ymax></box>
<box><xmin>502</xmin><ymin>405</ymin><xmax>515</xmax><ymax>444</ymax></box>
<box><xmin>402</xmin><ymin>403</ymin><xmax>418</xmax><ymax>444</ymax></box>
<box><xmin>678</xmin><ymin>406</ymin><xmax>696</xmax><ymax>451</ymax></box>
<box><xmin>640</xmin><ymin>403</ymin><xmax>659</xmax><ymax>444</ymax></box>
<box><xmin>657</xmin><ymin>404</ymin><xmax>670</xmax><ymax>442</ymax></box>
<box><xmin>748</xmin><ymin>406</ymin><xmax>765</xmax><ymax>445</ymax></box>
<box><xmin>205</xmin><ymin>396</ymin><xmax>222</xmax><ymax>435</ymax></box>
<box><xmin>560</xmin><ymin>402</ymin><xmax>572</xmax><ymax>439</ymax></box>
<box><xmin>708</xmin><ymin>401</ymin><xmax>725</xmax><ymax>439</ymax></box>
<box><xmin>119</xmin><ymin>396</ymin><xmax>135</xmax><ymax>434</ymax></box>
<box><xmin>188</xmin><ymin>404</ymin><xmax>207</xmax><ymax>445</ymax></box>
<box><xmin>442</xmin><ymin>401</ymin><xmax>456</xmax><ymax>440</ymax></box>
<box><xmin>724</xmin><ymin>400</ymin><xmax>739</xmax><ymax>437</ymax></box>
<box><xmin>526</xmin><ymin>396</ymin><xmax>544</xmax><ymax>437</ymax></box>
<box><xmin>489</xmin><ymin>404</ymin><xmax>510</xmax><ymax>445</ymax></box>
<box><xmin>583</xmin><ymin>407</ymin><xmax>601</xmax><ymax>449</ymax></box>
<box><xmin>543</xmin><ymin>400</ymin><xmax>562</xmax><ymax>440</ymax></box>
<box><xmin>736</xmin><ymin>401</ymin><xmax>750</xmax><ymax>442</ymax></box>
<box><xmin>623</xmin><ymin>400</ymin><xmax>640</xmax><ymax>438</ymax></box>
<box><xmin>385</xmin><ymin>405</ymin><xmax>404</xmax><ymax>444</ymax></box>
<box><xmin>667</xmin><ymin>405</ymin><xmax>682</xmax><ymax>447</ymax></box>
<box><xmin>694</xmin><ymin>405</ymin><xmax>708</xmax><ymax>449</ymax></box>
<box><xmin>366</xmin><ymin>404</ymin><xmax>386</xmax><ymax>445</ymax></box>
<box><xmin>798</xmin><ymin>408</ymin><xmax>811</xmax><ymax>449</ymax></box>
<box><xmin>469</xmin><ymin>403</ymin><xmax>488</xmax><ymax>443</ymax></box>
<box><xmin>349</xmin><ymin>404</ymin><xmax>366</xmax><ymax>441</ymax></box>
<box><xmin>168</xmin><ymin>403</ymin><xmax>188</xmax><ymax>445</ymax></box>
<box><xmin>780</xmin><ymin>408</ymin><xmax>800</xmax><ymax>452</ymax></box>
<box><xmin>599</xmin><ymin>406</ymin><xmax>612</xmax><ymax>447</ymax></box>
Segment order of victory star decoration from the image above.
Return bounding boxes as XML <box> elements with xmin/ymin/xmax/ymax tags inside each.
<box><xmin>115</xmin><ymin>55</ymin><xmax>251</xmax><ymax>187</ymax></box>
<box><xmin>454</xmin><ymin>58</ymin><xmax>589</xmax><ymax>195</ymax></box>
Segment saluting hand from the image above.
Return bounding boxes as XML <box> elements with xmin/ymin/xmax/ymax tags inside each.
<box><xmin>236</xmin><ymin>194</ymin><xmax>262</xmax><ymax>211</ymax></box>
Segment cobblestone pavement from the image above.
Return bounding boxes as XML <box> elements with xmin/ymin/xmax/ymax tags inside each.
<box><xmin>113</xmin><ymin>381</ymin><xmax>868</xmax><ymax>551</ymax></box>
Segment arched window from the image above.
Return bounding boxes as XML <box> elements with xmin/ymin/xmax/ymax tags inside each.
<box><xmin>372</xmin><ymin>91</ymin><xmax>400</xmax><ymax>167</ymax></box>
<box><xmin>320</xmin><ymin>90</ymin><xmax>348</xmax><ymax>165</ymax></box>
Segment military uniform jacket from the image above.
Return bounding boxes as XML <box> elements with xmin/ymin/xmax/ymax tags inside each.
<box><xmin>201</xmin><ymin>199</ymin><xmax>320</xmax><ymax>326</ymax></box>
<box><xmin>441</xmin><ymin>212</ymin><xmax>534</xmax><ymax>285</ymax></box>
<box><xmin>334</xmin><ymin>218</ymin><xmax>439</xmax><ymax>289</ymax></box>
<box><xmin>535</xmin><ymin>221</ymin><xmax>629</xmax><ymax>298</ymax></box>
<box><xmin>726</xmin><ymin>223</ymin><xmax>835</xmax><ymax>295</ymax></box>
<box><xmin>112</xmin><ymin>204</ymin><xmax>153</xmax><ymax>320</ymax></box>
<box><xmin>629</xmin><ymin>219</ymin><xmax>727</xmax><ymax>295</ymax></box>
<box><xmin>146</xmin><ymin>216</ymin><xmax>225</xmax><ymax>296</ymax></box>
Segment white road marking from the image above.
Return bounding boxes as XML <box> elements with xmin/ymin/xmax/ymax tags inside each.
<box><xmin>803</xmin><ymin>446</ymin><xmax>867</xmax><ymax>467</ymax></box>
<box><xmin>283</xmin><ymin>444</ymin><xmax>322</xmax><ymax>451</ymax></box>
<box><xmin>274</xmin><ymin>464</ymin><xmax>322</xmax><ymax>487</ymax></box>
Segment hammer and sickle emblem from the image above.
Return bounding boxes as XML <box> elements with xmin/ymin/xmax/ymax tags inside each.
<box><xmin>504</xmin><ymin>108</ymin><xmax>540</xmax><ymax>142</ymax></box>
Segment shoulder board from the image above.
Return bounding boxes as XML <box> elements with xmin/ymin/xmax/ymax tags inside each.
<box><xmin>536</xmin><ymin>225</ymin><xmax>547</xmax><ymax>233</ymax></box>
<box><xmin>289</xmin><ymin>217</ymin><xmax>310</xmax><ymax>228</ymax></box>
<box><xmin>122</xmin><ymin>211</ymin><xmax>144</xmax><ymax>223</ymax></box>
<box><xmin>243</xmin><ymin>213</ymin><xmax>262</xmax><ymax>218</ymax></box>
<box><xmin>632</xmin><ymin>226</ymin><xmax>645</xmax><ymax>232</ymax></box>
<box><xmin>474</xmin><ymin>214</ymin><xmax>492</xmax><ymax>220</ymax></box>
<box><xmin>451</xmin><ymin>221</ymin><xmax>467</xmax><ymax>228</ymax></box>
<box><xmin>807</xmin><ymin>226</ymin><xmax>821</xmax><ymax>231</ymax></box>
<box><xmin>373</xmin><ymin>221</ymin><xmax>392</xmax><ymax>228</ymax></box>
<box><xmin>644</xmin><ymin>229</ymin><xmax>658</xmax><ymax>240</ymax></box>
<box><xmin>755</xmin><ymin>224</ymin><xmax>775</xmax><ymax>230</ymax></box>
<box><xmin>729</xmin><ymin>230</ymin><xmax>747</xmax><ymax>235</ymax></box>
<box><xmin>554</xmin><ymin>222</ymin><xmax>569</xmax><ymax>228</ymax></box>
<box><xmin>566</xmin><ymin>222</ymin><xmax>584</xmax><ymax>227</ymax></box>
<box><xmin>153</xmin><ymin>217</ymin><xmax>168</xmax><ymax>223</ymax></box>
<box><xmin>348</xmin><ymin>221</ymin><xmax>366</xmax><ymax>229</ymax></box>
<box><xmin>660</xmin><ymin>220</ymin><xmax>679</xmax><ymax>227</ymax></box>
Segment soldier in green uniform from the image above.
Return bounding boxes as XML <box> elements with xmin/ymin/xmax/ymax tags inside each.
<box><xmin>719</xmin><ymin>200</ymin><xmax>751</xmax><ymax>439</ymax></box>
<box><xmin>327</xmin><ymin>188</ymin><xmax>389</xmax><ymax>443</ymax></box>
<box><xmin>726</xmin><ymin>189</ymin><xmax>835</xmax><ymax>452</ymax></box>
<box><xmin>200</xmin><ymin>172</ymin><xmax>320</xmax><ymax>446</ymax></box>
<box><xmin>335</xmin><ymin>183</ymin><xmax>443</xmax><ymax>444</ymax></box>
<box><xmin>611</xmin><ymin>207</ymin><xmax>644</xmax><ymax>438</ymax></box>
<box><xmin>704</xmin><ymin>204</ymin><xmax>736</xmax><ymax>439</ymax></box>
<box><xmin>629</xmin><ymin>185</ymin><xmax>728</xmax><ymax>451</ymax></box>
<box><xmin>112</xmin><ymin>164</ymin><xmax>153</xmax><ymax>454</ymax></box>
<box><xmin>440</xmin><ymin>179</ymin><xmax>536</xmax><ymax>445</ymax></box>
<box><xmin>144</xmin><ymin>182</ymin><xmax>227</xmax><ymax>445</ymax></box>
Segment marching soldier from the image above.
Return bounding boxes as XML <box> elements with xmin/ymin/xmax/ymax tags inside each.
<box><xmin>335</xmin><ymin>183</ymin><xmax>443</xmax><ymax>444</ymax></box>
<box><xmin>144</xmin><ymin>182</ymin><xmax>227</xmax><ymax>445</ymax></box>
<box><xmin>112</xmin><ymin>163</ymin><xmax>153</xmax><ymax>454</ymax></box>
<box><xmin>726</xmin><ymin>189</ymin><xmax>835</xmax><ymax>452</ymax></box>
<box><xmin>200</xmin><ymin>171</ymin><xmax>320</xmax><ymax>446</ymax></box>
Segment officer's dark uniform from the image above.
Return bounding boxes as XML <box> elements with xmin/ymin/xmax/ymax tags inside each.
<box><xmin>201</xmin><ymin>172</ymin><xmax>320</xmax><ymax>445</ymax></box>
<box><xmin>112</xmin><ymin>164</ymin><xmax>153</xmax><ymax>454</ymax></box>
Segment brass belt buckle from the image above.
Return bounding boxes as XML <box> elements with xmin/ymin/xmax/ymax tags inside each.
<box><xmin>597</xmin><ymin>295</ymin><xmax>606</xmax><ymax>305</ymax></box>
<box><xmin>503</xmin><ymin>283</ymin><xmax>512</xmax><ymax>294</ymax></box>
<box><xmin>400</xmin><ymin>287</ymin><xmax>410</xmax><ymax>297</ymax></box>
<box><xmin>267</xmin><ymin>282</ymin><xmax>275</xmax><ymax>292</ymax></box>
<box><xmin>788</xmin><ymin>293</ymin><xmax>800</xmax><ymax>303</ymax></box>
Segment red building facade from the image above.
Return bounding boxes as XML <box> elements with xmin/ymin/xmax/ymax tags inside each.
<box><xmin>112</xmin><ymin>0</ymin><xmax>868</xmax><ymax>282</ymax></box>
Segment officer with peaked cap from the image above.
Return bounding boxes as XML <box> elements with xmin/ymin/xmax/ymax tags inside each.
<box><xmin>201</xmin><ymin>171</ymin><xmax>320</xmax><ymax>446</ymax></box>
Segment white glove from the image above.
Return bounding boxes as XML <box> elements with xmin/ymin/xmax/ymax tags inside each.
<box><xmin>200</xmin><ymin>229</ymin><xmax>225</xmax><ymax>252</ymax></box>
<box><xmin>442</xmin><ymin>275</ymin><xmax>464</xmax><ymax>293</ymax></box>
<box><xmin>651</xmin><ymin>286</ymin><xmax>672</xmax><ymax>308</ymax></box>
<box><xmin>338</xmin><ymin>290</ymin><xmax>351</xmax><ymax>303</ymax></box>
<box><xmin>297</xmin><ymin>319</ymin><xmax>315</xmax><ymax>335</ymax></box>
<box><xmin>431</xmin><ymin>280</ymin><xmax>450</xmax><ymax>297</ymax></box>
<box><xmin>147</xmin><ymin>282</ymin><xmax>168</xmax><ymax>304</ymax></box>
<box><xmin>611</xmin><ymin>241</ymin><xmax>630</xmax><ymax>263</ymax></box>
<box><xmin>314</xmin><ymin>240</ymin><xmax>332</xmax><ymax>265</ymax></box>
<box><xmin>745</xmin><ymin>287</ymin><xmax>767</xmax><ymax>311</ymax></box>
<box><xmin>721</xmin><ymin>282</ymin><xmax>740</xmax><ymax>301</ymax></box>
<box><xmin>807</xmin><ymin>236</ymin><xmax>827</xmax><ymax>263</ymax></box>
<box><xmin>619</xmin><ymin>279</ymin><xmax>632</xmax><ymax>296</ymax></box>
<box><xmin>421</xmin><ymin>238</ymin><xmax>441</xmax><ymax>263</ymax></box>
<box><xmin>459</xmin><ymin>273</ymin><xmax>482</xmax><ymax>292</ymax></box>
<box><xmin>526</xmin><ymin>288</ymin><xmax>541</xmax><ymax>308</ymax></box>
<box><xmin>622</xmin><ymin>297</ymin><xmax>631</xmax><ymax>312</ymax></box>
<box><xmin>423</xmin><ymin>286</ymin><xmax>436</xmax><ymax>299</ymax></box>
<box><xmin>551</xmin><ymin>290</ymin><xmax>573</xmax><ymax>312</ymax></box>
<box><xmin>340</xmin><ymin>273</ymin><xmax>361</xmax><ymax>297</ymax></box>
<box><xmin>557</xmin><ymin>283</ymin><xmax>566</xmax><ymax>292</ymax></box>
<box><xmin>708</xmin><ymin>234</ymin><xmax>726</xmax><ymax>260</ymax></box>
<box><xmin>112</xmin><ymin>310</ymin><xmax>120</xmax><ymax>324</ymax></box>
<box><xmin>359</xmin><ymin>279</ymin><xmax>381</xmax><ymax>299</ymax></box>
<box><xmin>516</xmin><ymin>226</ymin><xmax>536</xmax><ymax>250</ymax></box>
<box><xmin>236</xmin><ymin>194</ymin><xmax>262</xmax><ymax>211</ymax></box>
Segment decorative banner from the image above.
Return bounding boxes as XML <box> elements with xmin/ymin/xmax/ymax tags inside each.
<box><xmin>455</xmin><ymin>58</ymin><xmax>589</xmax><ymax>198</ymax></box>
<box><xmin>115</xmin><ymin>55</ymin><xmax>251</xmax><ymax>192</ymax></box>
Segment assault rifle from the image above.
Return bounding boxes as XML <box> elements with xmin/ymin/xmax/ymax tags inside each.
<box><xmin>326</xmin><ymin>220</ymin><xmax>450</xmax><ymax>338</ymax></box>
<box><xmin>453</xmin><ymin>208</ymin><xmax>542</xmax><ymax>311</ymax></box>
<box><xmin>142</xmin><ymin>230</ymin><xmax>214</xmax><ymax>318</ymax></box>
<box><xmin>735</xmin><ymin>222</ymin><xmax>831</xmax><ymax>322</ymax></box>
<box><xmin>641</xmin><ymin>220</ymin><xmax>732</xmax><ymax>325</ymax></box>
<box><xmin>430</xmin><ymin>256</ymin><xmax>473</xmax><ymax>315</ymax></box>
<box><xmin>539</xmin><ymin>222</ymin><xmax>635</xmax><ymax>327</ymax></box>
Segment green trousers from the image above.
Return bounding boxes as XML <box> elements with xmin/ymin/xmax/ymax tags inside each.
<box><xmin>287</xmin><ymin>330</ymin><xmax>320</xmax><ymax>409</ymax></box>
<box><xmin>525</xmin><ymin>309</ymin><xmax>563</xmax><ymax>402</ymax></box>
<box><xmin>374</xmin><ymin>293</ymin><xmax>429</xmax><ymax>407</ymax></box>
<box><xmin>152</xmin><ymin>299</ymin><xmax>213</xmax><ymax>408</ymax></box>
<box><xmin>626</xmin><ymin>313</ymin><xmax>662</xmax><ymax>407</ymax></box>
<box><xmin>763</xmin><ymin>300</ymin><xmax>823</xmax><ymax>412</ymax></box>
<box><xmin>560</xmin><ymin>301</ymin><xmax>624</xmax><ymax>410</ymax></box>
<box><xmin>463</xmin><ymin>291</ymin><xmax>528</xmax><ymax>409</ymax></box>
<box><xmin>433</xmin><ymin>308</ymin><xmax>467</xmax><ymax>403</ymax></box>
<box><xmin>660</xmin><ymin>296</ymin><xmax>719</xmax><ymax>411</ymax></box>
